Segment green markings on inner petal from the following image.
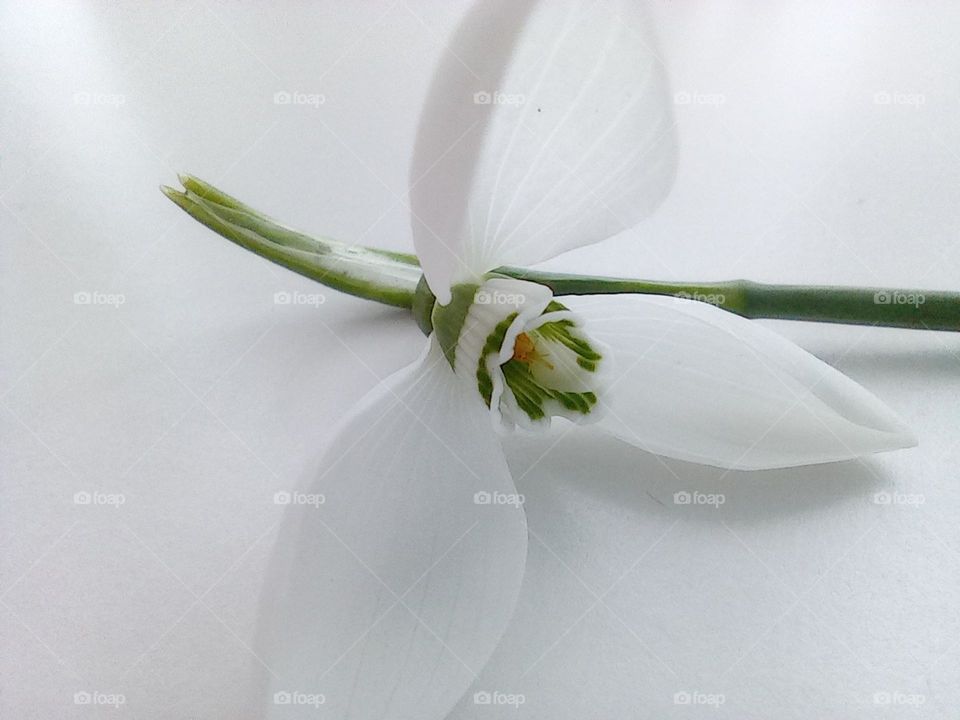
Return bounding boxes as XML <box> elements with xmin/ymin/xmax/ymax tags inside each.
<box><xmin>535</xmin><ymin>320</ymin><xmax>603</xmax><ymax>372</ymax></box>
<box><xmin>475</xmin><ymin>297</ymin><xmax>603</xmax><ymax>422</ymax></box>
<box><xmin>477</xmin><ymin>312</ymin><xmax>518</xmax><ymax>407</ymax></box>
<box><xmin>500</xmin><ymin>361</ymin><xmax>599</xmax><ymax>420</ymax></box>
<box><xmin>535</xmin><ymin>299</ymin><xmax>603</xmax><ymax>371</ymax></box>
<box><xmin>431</xmin><ymin>283</ymin><xmax>480</xmax><ymax>368</ymax></box>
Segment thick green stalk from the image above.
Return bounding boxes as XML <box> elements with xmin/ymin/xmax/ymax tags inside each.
<box><xmin>162</xmin><ymin>176</ymin><xmax>959</xmax><ymax>331</ymax></box>
<box><xmin>498</xmin><ymin>268</ymin><xmax>959</xmax><ymax>332</ymax></box>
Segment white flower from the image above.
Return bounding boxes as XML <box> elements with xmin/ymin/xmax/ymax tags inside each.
<box><xmin>258</xmin><ymin>2</ymin><xmax>915</xmax><ymax>718</ymax></box>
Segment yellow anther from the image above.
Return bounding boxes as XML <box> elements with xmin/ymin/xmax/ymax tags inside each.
<box><xmin>512</xmin><ymin>332</ymin><xmax>554</xmax><ymax>369</ymax></box>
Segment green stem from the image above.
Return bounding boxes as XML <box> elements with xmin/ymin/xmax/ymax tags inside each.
<box><xmin>162</xmin><ymin>175</ymin><xmax>960</xmax><ymax>331</ymax></box>
<box><xmin>498</xmin><ymin>268</ymin><xmax>959</xmax><ymax>332</ymax></box>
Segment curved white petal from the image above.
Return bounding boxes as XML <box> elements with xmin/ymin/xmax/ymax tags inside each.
<box><xmin>410</xmin><ymin>0</ymin><xmax>677</xmax><ymax>303</ymax></box>
<box><xmin>257</xmin><ymin>340</ymin><xmax>527</xmax><ymax>719</ymax></box>
<box><xmin>562</xmin><ymin>294</ymin><xmax>917</xmax><ymax>470</ymax></box>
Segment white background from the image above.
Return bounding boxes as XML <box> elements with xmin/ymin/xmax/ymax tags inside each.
<box><xmin>2</xmin><ymin>1</ymin><xmax>959</xmax><ymax>718</ymax></box>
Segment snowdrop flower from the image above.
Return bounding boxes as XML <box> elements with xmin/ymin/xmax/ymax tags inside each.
<box><xmin>169</xmin><ymin>2</ymin><xmax>916</xmax><ymax>718</ymax></box>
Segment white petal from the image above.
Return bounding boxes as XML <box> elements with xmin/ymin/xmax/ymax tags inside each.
<box><xmin>410</xmin><ymin>0</ymin><xmax>677</xmax><ymax>303</ymax></box>
<box><xmin>258</xmin><ymin>340</ymin><xmax>527</xmax><ymax>719</ymax></box>
<box><xmin>562</xmin><ymin>294</ymin><xmax>917</xmax><ymax>470</ymax></box>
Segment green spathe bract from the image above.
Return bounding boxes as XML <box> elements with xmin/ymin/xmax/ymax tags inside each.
<box><xmin>162</xmin><ymin>176</ymin><xmax>421</xmax><ymax>309</ymax></box>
